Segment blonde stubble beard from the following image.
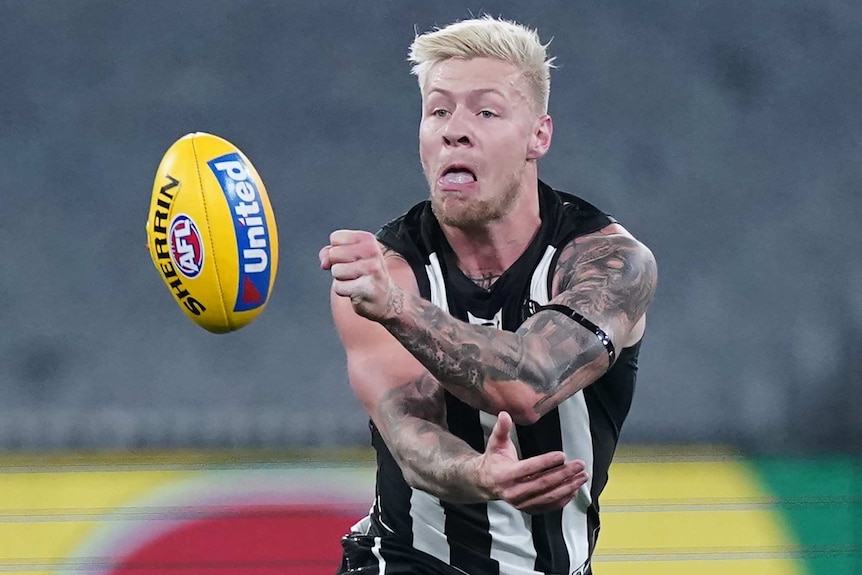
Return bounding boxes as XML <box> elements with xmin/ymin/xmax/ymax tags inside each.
<box><xmin>428</xmin><ymin>165</ymin><xmax>525</xmax><ymax>231</ymax></box>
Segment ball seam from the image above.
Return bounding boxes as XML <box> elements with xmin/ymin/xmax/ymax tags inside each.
<box><xmin>191</xmin><ymin>134</ymin><xmax>233</xmax><ymax>332</ymax></box>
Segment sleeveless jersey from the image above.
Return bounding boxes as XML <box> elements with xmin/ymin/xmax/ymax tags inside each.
<box><xmin>360</xmin><ymin>181</ymin><xmax>642</xmax><ymax>575</ymax></box>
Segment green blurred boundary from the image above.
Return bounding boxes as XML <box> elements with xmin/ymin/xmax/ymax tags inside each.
<box><xmin>752</xmin><ymin>457</ymin><xmax>862</xmax><ymax>575</ymax></box>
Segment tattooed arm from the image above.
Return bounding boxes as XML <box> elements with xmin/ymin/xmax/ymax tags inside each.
<box><xmin>323</xmin><ymin>244</ymin><xmax>587</xmax><ymax>509</ymax></box>
<box><xmin>323</xmin><ymin>225</ymin><xmax>657</xmax><ymax>425</ymax></box>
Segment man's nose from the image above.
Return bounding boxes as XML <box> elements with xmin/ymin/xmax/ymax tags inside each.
<box><xmin>443</xmin><ymin>133</ymin><xmax>471</xmax><ymax>146</ymax></box>
<box><xmin>442</xmin><ymin>110</ymin><xmax>472</xmax><ymax>147</ymax></box>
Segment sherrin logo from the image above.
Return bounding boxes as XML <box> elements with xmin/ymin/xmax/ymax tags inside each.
<box><xmin>169</xmin><ymin>214</ymin><xmax>204</xmax><ymax>278</ymax></box>
<box><xmin>149</xmin><ymin>175</ymin><xmax>207</xmax><ymax>317</ymax></box>
<box><xmin>207</xmin><ymin>153</ymin><xmax>272</xmax><ymax>312</ymax></box>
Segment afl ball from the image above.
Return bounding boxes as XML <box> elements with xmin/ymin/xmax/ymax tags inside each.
<box><xmin>146</xmin><ymin>132</ymin><xmax>278</xmax><ymax>333</ymax></box>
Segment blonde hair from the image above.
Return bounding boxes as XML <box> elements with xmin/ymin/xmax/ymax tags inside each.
<box><xmin>408</xmin><ymin>15</ymin><xmax>555</xmax><ymax>114</ymax></box>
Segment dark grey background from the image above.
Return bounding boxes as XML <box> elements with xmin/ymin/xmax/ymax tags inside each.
<box><xmin>0</xmin><ymin>1</ymin><xmax>859</xmax><ymax>452</ymax></box>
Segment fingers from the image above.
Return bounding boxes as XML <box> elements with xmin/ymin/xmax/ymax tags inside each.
<box><xmin>497</xmin><ymin>450</ymin><xmax>566</xmax><ymax>483</ymax></box>
<box><xmin>500</xmin><ymin>458</ymin><xmax>588</xmax><ymax>515</ymax></box>
<box><xmin>496</xmin><ymin>410</ymin><xmax>512</xmax><ymax>433</ymax></box>
<box><xmin>320</xmin><ymin>229</ymin><xmax>382</xmax><ymax>278</ymax></box>
<box><xmin>330</xmin><ymin>260</ymin><xmax>376</xmax><ymax>281</ymax></box>
<box><xmin>331</xmin><ymin>277</ymin><xmax>373</xmax><ymax>299</ymax></box>
<box><xmin>320</xmin><ymin>246</ymin><xmax>366</xmax><ymax>275</ymax></box>
<box><xmin>511</xmin><ymin>466</ymin><xmax>590</xmax><ymax>515</ymax></box>
<box><xmin>318</xmin><ymin>245</ymin><xmax>331</xmax><ymax>270</ymax></box>
<box><xmin>329</xmin><ymin>229</ymin><xmax>376</xmax><ymax>247</ymax></box>
<box><xmin>321</xmin><ymin>230</ymin><xmax>381</xmax><ymax>271</ymax></box>
<box><xmin>486</xmin><ymin>411</ymin><xmax>513</xmax><ymax>452</ymax></box>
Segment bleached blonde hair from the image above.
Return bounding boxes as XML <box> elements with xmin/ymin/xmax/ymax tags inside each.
<box><xmin>408</xmin><ymin>15</ymin><xmax>555</xmax><ymax>114</ymax></box>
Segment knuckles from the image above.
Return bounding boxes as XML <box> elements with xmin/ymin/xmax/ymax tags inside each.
<box><xmin>330</xmin><ymin>258</ymin><xmax>386</xmax><ymax>282</ymax></box>
<box><xmin>327</xmin><ymin>240</ymin><xmax>381</xmax><ymax>265</ymax></box>
<box><xmin>329</xmin><ymin>229</ymin><xmax>377</xmax><ymax>248</ymax></box>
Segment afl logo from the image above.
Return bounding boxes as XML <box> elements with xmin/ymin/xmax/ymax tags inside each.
<box><xmin>169</xmin><ymin>214</ymin><xmax>204</xmax><ymax>278</ymax></box>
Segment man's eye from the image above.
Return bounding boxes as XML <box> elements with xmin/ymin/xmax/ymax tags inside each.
<box><xmin>433</xmin><ymin>109</ymin><xmax>449</xmax><ymax>118</ymax></box>
<box><xmin>480</xmin><ymin>110</ymin><xmax>496</xmax><ymax>119</ymax></box>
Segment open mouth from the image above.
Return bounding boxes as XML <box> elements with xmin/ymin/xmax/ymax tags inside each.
<box><xmin>439</xmin><ymin>165</ymin><xmax>477</xmax><ymax>185</ymax></box>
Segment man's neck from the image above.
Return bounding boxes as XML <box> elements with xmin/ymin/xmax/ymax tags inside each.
<box><xmin>441</xmin><ymin>189</ymin><xmax>541</xmax><ymax>284</ymax></box>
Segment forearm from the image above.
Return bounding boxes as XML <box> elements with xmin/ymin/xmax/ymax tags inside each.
<box><xmin>381</xmin><ymin>413</ymin><xmax>490</xmax><ymax>502</ymax></box>
<box><xmin>375</xmin><ymin>373</ymin><xmax>491</xmax><ymax>502</ymax></box>
<box><xmin>379</xmin><ymin>286</ymin><xmax>605</xmax><ymax>420</ymax></box>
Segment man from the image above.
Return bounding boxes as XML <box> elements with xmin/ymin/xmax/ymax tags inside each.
<box><xmin>320</xmin><ymin>15</ymin><xmax>657</xmax><ymax>575</ymax></box>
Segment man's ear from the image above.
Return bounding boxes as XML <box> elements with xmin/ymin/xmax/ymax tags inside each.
<box><xmin>527</xmin><ymin>115</ymin><xmax>553</xmax><ymax>161</ymax></box>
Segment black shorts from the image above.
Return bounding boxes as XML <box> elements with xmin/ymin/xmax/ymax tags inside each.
<box><xmin>336</xmin><ymin>532</ymin><xmax>593</xmax><ymax>575</ymax></box>
<box><xmin>336</xmin><ymin>533</ymin><xmax>466</xmax><ymax>575</ymax></box>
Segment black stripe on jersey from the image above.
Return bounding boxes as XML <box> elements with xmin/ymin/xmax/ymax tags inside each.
<box><xmin>442</xmin><ymin>502</ymin><xmax>497</xmax><ymax>575</ymax></box>
<box><xmin>581</xmin><ymin>342</ymin><xmax>641</xmax><ymax>556</ymax></box>
<box><xmin>443</xmin><ymin>392</ymin><xmax>498</xmax><ymax>575</ymax></box>
<box><xmin>370</xmin><ymin>422</ymin><xmax>414</xmax><ymax>544</ymax></box>
<box><xmin>516</xmin><ymin>410</ymin><xmax>569</xmax><ymax>574</ymax></box>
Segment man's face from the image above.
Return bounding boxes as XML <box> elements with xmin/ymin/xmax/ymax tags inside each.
<box><xmin>419</xmin><ymin>57</ymin><xmax>548</xmax><ymax>230</ymax></box>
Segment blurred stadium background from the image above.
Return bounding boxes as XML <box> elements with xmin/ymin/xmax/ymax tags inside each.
<box><xmin>0</xmin><ymin>1</ymin><xmax>858</xmax><ymax>573</ymax></box>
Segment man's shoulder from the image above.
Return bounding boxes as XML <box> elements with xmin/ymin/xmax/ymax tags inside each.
<box><xmin>374</xmin><ymin>199</ymin><xmax>435</xmax><ymax>270</ymax></box>
<box><xmin>376</xmin><ymin>200</ymin><xmax>430</xmax><ymax>238</ymax></box>
<box><xmin>540</xmin><ymin>180</ymin><xmax>616</xmax><ymax>223</ymax></box>
<box><xmin>542</xmin><ymin>182</ymin><xmax>654</xmax><ymax>273</ymax></box>
<box><xmin>539</xmin><ymin>181</ymin><xmax>619</xmax><ymax>249</ymax></box>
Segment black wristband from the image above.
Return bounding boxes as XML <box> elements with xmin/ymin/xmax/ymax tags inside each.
<box><xmin>527</xmin><ymin>301</ymin><xmax>616</xmax><ymax>366</ymax></box>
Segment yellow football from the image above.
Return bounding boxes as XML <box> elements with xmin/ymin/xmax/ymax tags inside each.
<box><xmin>146</xmin><ymin>132</ymin><xmax>278</xmax><ymax>333</ymax></box>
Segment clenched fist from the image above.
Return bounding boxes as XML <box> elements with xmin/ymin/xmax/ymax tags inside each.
<box><xmin>319</xmin><ymin>230</ymin><xmax>401</xmax><ymax>322</ymax></box>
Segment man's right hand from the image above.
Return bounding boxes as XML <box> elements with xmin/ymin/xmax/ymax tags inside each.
<box><xmin>320</xmin><ymin>230</ymin><xmax>401</xmax><ymax>323</ymax></box>
<box><xmin>478</xmin><ymin>411</ymin><xmax>589</xmax><ymax>515</ymax></box>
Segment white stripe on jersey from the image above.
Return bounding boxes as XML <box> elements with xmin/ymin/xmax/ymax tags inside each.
<box><xmin>426</xmin><ymin>253</ymin><xmax>448</xmax><ymax>308</ymax></box>
<box><xmin>410</xmin><ymin>489</ymin><xmax>450</xmax><ymax>563</ymax></box>
<box><xmin>371</xmin><ymin>536</ymin><xmax>387</xmax><ymax>573</ymax></box>
<box><xmin>411</xmin><ymin>252</ymin><xmax>453</xmax><ymax>566</ymax></box>
<box><xmin>530</xmin><ymin>245</ymin><xmax>557</xmax><ymax>301</ymax></box>
<box><xmin>557</xmin><ymin>394</ymin><xmax>593</xmax><ymax>570</ymax></box>
<box><xmin>479</xmin><ymin>410</ymin><xmax>538</xmax><ymax>573</ymax></box>
<box><xmin>529</xmin><ymin>245</ymin><xmax>592</xmax><ymax>571</ymax></box>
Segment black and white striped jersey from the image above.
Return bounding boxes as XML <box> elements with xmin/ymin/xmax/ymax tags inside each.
<box><xmin>357</xmin><ymin>181</ymin><xmax>642</xmax><ymax>575</ymax></box>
